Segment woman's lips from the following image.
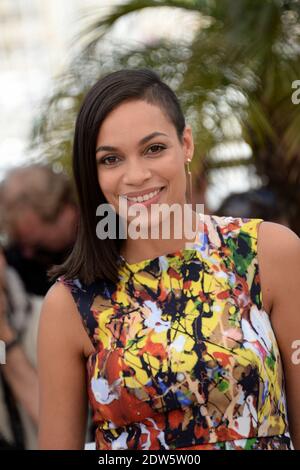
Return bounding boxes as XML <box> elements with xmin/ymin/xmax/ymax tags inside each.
<box><xmin>122</xmin><ymin>186</ymin><xmax>166</xmax><ymax>207</ymax></box>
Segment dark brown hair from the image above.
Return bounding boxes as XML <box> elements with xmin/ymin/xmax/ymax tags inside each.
<box><xmin>49</xmin><ymin>68</ymin><xmax>186</xmax><ymax>285</ymax></box>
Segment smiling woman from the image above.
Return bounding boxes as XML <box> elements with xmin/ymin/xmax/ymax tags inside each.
<box><xmin>38</xmin><ymin>69</ymin><xmax>300</xmax><ymax>451</ymax></box>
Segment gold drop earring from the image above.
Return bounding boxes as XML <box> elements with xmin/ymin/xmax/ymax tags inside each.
<box><xmin>185</xmin><ymin>158</ymin><xmax>193</xmax><ymax>204</ymax></box>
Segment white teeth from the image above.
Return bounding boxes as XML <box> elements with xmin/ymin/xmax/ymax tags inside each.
<box><xmin>124</xmin><ymin>188</ymin><xmax>162</xmax><ymax>203</ymax></box>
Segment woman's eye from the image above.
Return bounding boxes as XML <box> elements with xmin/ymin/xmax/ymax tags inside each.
<box><xmin>99</xmin><ymin>155</ymin><xmax>120</xmax><ymax>166</ymax></box>
<box><xmin>98</xmin><ymin>145</ymin><xmax>165</xmax><ymax>165</ymax></box>
<box><xmin>146</xmin><ymin>144</ymin><xmax>166</xmax><ymax>155</ymax></box>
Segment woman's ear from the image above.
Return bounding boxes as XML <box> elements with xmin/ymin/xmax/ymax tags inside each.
<box><xmin>182</xmin><ymin>125</ymin><xmax>194</xmax><ymax>163</ymax></box>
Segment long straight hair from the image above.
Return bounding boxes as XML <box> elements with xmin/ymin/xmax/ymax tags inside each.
<box><xmin>49</xmin><ymin>69</ymin><xmax>186</xmax><ymax>285</ymax></box>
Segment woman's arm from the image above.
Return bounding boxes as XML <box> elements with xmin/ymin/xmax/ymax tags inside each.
<box><xmin>258</xmin><ymin>221</ymin><xmax>300</xmax><ymax>450</ymax></box>
<box><xmin>37</xmin><ymin>282</ymin><xmax>94</xmax><ymax>449</ymax></box>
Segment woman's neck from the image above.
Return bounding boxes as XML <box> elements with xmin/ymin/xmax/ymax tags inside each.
<box><xmin>120</xmin><ymin>209</ymin><xmax>200</xmax><ymax>264</ymax></box>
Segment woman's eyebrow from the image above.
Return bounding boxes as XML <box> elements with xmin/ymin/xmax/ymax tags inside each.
<box><xmin>95</xmin><ymin>131</ymin><xmax>168</xmax><ymax>153</ymax></box>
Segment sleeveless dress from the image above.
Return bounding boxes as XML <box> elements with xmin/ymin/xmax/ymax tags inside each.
<box><xmin>57</xmin><ymin>214</ymin><xmax>292</xmax><ymax>450</ymax></box>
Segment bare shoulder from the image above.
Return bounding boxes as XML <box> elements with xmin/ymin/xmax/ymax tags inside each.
<box><xmin>39</xmin><ymin>281</ymin><xmax>95</xmax><ymax>359</ymax></box>
<box><xmin>42</xmin><ymin>280</ymin><xmax>72</xmax><ymax>311</ymax></box>
<box><xmin>40</xmin><ymin>281</ymin><xmax>77</xmax><ymax>333</ymax></box>
<box><xmin>257</xmin><ymin>221</ymin><xmax>300</xmax><ymax>264</ymax></box>
<box><xmin>258</xmin><ymin>220</ymin><xmax>299</xmax><ymax>247</ymax></box>
<box><xmin>257</xmin><ymin>221</ymin><xmax>300</xmax><ymax>314</ymax></box>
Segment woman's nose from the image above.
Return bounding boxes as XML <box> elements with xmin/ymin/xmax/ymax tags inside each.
<box><xmin>122</xmin><ymin>159</ymin><xmax>152</xmax><ymax>185</ymax></box>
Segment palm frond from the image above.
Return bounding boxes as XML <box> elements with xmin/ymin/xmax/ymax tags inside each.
<box><xmin>77</xmin><ymin>0</ymin><xmax>207</xmax><ymax>52</ymax></box>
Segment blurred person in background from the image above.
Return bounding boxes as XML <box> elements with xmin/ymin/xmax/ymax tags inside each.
<box><xmin>0</xmin><ymin>164</ymin><xmax>78</xmax><ymax>297</ymax></box>
<box><xmin>0</xmin><ymin>164</ymin><xmax>78</xmax><ymax>448</ymax></box>
<box><xmin>215</xmin><ymin>186</ymin><xmax>290</xmax><ymax>226</ymax></box>
<box><xmin>0</xmin><ymin>249</ymin><xmax>38</xmax><ymax>449</ymax></box>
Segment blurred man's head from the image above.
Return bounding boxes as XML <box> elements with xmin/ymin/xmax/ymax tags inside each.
<box><xmin>0</xmin><ymin>164</ymin><xmax>78</xmax><ymax>258</ymax></box>
<box><xmin>215</xmin><ymin>187</ymin><xmax>289</xmax><ymax>226</ymax></box>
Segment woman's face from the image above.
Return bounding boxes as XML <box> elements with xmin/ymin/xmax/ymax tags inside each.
<box><xmin>95</xmin><ymin>99</ymin><xmax>194</xmax><ymax>225</ymax></box>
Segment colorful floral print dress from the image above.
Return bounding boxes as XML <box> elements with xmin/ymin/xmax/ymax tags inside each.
<box><xmin>57</xmin><ymin>214</ymin><xmax>292</xmax><ymax>450</ymax></box>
